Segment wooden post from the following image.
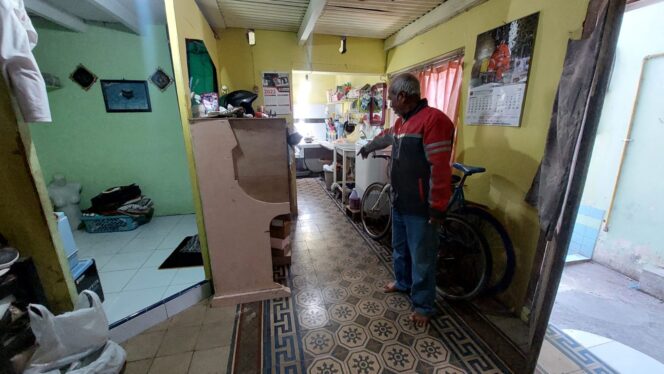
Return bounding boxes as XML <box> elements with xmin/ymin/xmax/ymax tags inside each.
<box><xmin>0</xmin><ymin>77</ymin><xmax>76</xmax><ymax>312</ymax></box>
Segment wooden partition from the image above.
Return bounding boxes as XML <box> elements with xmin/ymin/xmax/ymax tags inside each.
<box><xmin>190</xmin><ymin>118</ymin><xmax>291</xmax><ymax>306</ymax></box>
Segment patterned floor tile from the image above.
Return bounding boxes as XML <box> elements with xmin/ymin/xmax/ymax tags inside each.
<box><xmin>335</xmin><ymin>323</ymin><xmax>369</xmax><ymax>349</ymax></box>
<box><xmin>346</xmin><ymin>350</ymin><xmax>382</xmax><ymax>374</ymax></box>
<box><xmin>256</xmin><ymin>179</ymin><xmax>509</xmax><ymax>374</ymax></box>
<box><xmin>307</xmin><ymin>357</ymin><xmax>345</xmax><ymax>374</ymax></box>
<box><xmin>303</xmin><ymin>329</ymin><xmax>335</xmax><ymax>356</ymax></box>
<box><xmin>380</xmin><ymin>342</ymin><xmax>418</xmax><ymax>372</ymax></box>
<box><xmin>357</xmin><ymin>299</ymin><xmax>387</xmax><ymax>318</ymax></box>
<box><xmin>414</xmin><ymin>336</ymin><xmax>450</xmax><ymax>365</ymax></box>
<box><xmin>322</xmin><ymin>285</ymin><xmax>349</xmax><ymax>302</ymax></box>
<box><xmin>296</xmin><ymin>289</ymin><xmax>324</xmax><ymax>307</ymax></box>
<box><xmin>328</xmin><ymin>303</ymin><xmax>358</xmax><ymax>323</ymax></box>
<box><xmin>299</xmin><ymin>306</ymin><xmax>329</xmax><ymax>329</ymax></box>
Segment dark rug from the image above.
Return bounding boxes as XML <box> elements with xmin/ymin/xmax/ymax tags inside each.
<box><xmin>159</xmin><ymin>235</ymin><xmax>203</xmax><ymax>269</ymax></box>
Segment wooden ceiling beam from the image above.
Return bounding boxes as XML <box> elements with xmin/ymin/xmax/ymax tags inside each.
<box><xmin>297</xmin><ymin>0</ymin><xmax>328</xmax><ymax>45</ymax></box>
<box><xmin>24</xmin><ymin>0</ymin><xmax>88</xmax><ymax>33</ymax></box>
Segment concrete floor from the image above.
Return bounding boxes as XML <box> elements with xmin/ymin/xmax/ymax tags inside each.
<box><xmin>550</xmin><ymin>261</ymin><xmax>664</xmax><ymax>363</ymax></box>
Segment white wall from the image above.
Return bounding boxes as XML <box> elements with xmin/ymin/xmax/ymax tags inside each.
<box><xmin>581</xmin><ymin>1</ymin><xmax>664</xmax><ymax>278</ymax></box>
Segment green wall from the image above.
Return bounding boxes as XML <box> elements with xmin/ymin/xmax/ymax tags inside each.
<box><xmin>30</xmin><ymin>22</ymin><xmax>194</xmax><ymax>215</ymax></box>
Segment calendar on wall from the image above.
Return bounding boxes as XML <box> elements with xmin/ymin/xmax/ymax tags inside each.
<box><xmin>466</xmin><ymin>83</ymin><xmax>526</xmax><ymax>126</ymax></box>
<box><xmin>465</xmin><ymin>13</ymin><xmax>539</xmax><ymax>126</ymax></box>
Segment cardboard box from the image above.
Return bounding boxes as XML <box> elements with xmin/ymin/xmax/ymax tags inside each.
<box><xmin>270</xmin><ymin>214</ymin><xmax>292</xmax><ymax>239</ymax></box>
<box><xmin>270</xmin><ymin>236</ymin><xmax>291</xmax><ymax>250</ymax></box>
<box><xmin>272</xmin><ymin>247</ymin><xmax>292</xmax><ymax>266</ymax></box>
<box><xmin>271</xmin><ymin>244</ymin><xmax>291</xmax><ymax>258</ymax></box>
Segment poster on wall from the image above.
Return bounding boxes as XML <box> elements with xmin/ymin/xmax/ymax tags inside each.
<box><xmin>262</xmin><ymin>72</ymin><xmax>291</xmax><ymax>115</ymax></box>
<box><xmin>465</xmin><ymin>13</ymin><xmax>539</xmax><ymax>126</ymax></box>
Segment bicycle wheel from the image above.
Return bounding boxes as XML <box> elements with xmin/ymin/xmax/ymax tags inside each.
<box><xmin>437</xmin><ymin>214</ymin><xmax>492</xmax><ymax>300</ymax></box>
<box><xmin>456</xmin><ymin>205</ymin><xmax>516</xmax><ymax>296</ymax></box>
<box><xmin>360</xmin><ymin>183</ymin><xmax>392</xmax><ymax>240</ymax></box>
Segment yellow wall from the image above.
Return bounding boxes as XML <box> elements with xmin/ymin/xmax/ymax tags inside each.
<box><xmin>292</xmin><ymin>72</ymin><xmax>336</xmax><ymax>105</ymax></box>
<box><xmin>386</xmin><ymin>0</ymin><xmax>589</xmax><ymax>310</ymax></box>
<box><xmin>164</xmin><ymin>0</ymin><xmax>215</xmax><ymax>279</ymax></box>
<box><xmin>216</xmin><ymin>28</ymin><xmax>386</xmax><ymax>113</ymax></box>
<box><xmin>0</xmin><ymin>76</ymin><xmax>75</xmax><ymax>312</ymax></box>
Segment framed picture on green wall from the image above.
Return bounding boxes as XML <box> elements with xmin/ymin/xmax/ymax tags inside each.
<box><xmin>100</xmin><ymin>80</ymin><xmax>152</xmax><ymax>113</ymax></box>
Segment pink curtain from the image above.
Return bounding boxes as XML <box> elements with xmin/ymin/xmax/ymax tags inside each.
<box><xmin>417</xmin><ymin>57</ymin><xmax>464</xmax><ymax>162</ymax></box>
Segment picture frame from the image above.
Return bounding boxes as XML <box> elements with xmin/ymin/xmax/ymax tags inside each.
<box><xmin>369</xmin><ymin>83</ymin><xmax>387</xmax><ymax>126</ymax></box>
<box><xmin>100</xmin><ymin>80</ymin><xmax>152</xmax><ymax>113</ymax></box>
<box><xmin>149</xmin><ymin>67</ymin><xmax>173</xmax><ymax>91</ymax></box>
<box><xmin>69</xmin><ymin>64</ymin><xmax>97</xmax><ymax>91</ymax></box>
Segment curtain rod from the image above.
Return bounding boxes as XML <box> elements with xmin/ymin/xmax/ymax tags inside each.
<box><xmin>388</xmin><ymin>48</ymin><xmax>465</xmax><ymax>77</ymax></box>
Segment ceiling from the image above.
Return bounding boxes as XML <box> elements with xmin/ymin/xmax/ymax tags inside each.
<box><xmin>35</xmin><ymin>0</ymin><xmax>166</xmax><ymax>24</ymax></box>
<box><xmin>30</xmin><ymin>0</ymin><xmax>448</xmax><ymax>41</ymax></box>
<box><xmin>203</xmin><ymin>0</ymin><xmax>445</xmax><ymax>39</ymax></box>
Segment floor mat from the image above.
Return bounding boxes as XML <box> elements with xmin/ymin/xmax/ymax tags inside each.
<box><xmin>159</xmin><ymin>235</ymin><xmax>203</xmax><ymax>269</ymax></box>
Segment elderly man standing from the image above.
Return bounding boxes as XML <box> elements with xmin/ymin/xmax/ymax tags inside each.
<box><xmin>358</xmin><ymin>73</ymin><xmax>454</xmax><ymax>326</ymax></box>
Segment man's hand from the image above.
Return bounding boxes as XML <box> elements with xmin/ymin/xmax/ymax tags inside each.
<box><xmin>357</xmin><ymin>146</ymin><xmax>371</xmax><ymax>159</ymax></box>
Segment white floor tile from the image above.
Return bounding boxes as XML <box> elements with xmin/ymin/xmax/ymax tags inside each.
<box><xmin>86</xmin><ymin>254</ymin><xmax>112</xmax><ymax>270</ymax></box>
<box><xmin>178</xmin><ymin>214</ymin><xmax>196</xmax><ymax>227</ymax></box>
<box><xmin>171</xmin><ymin>267</ymin><xmax>205</xmax><ymax>286</ymax></box>
<box><xmin>86</xmin><ymin>239</ymin><xmax>128</xmax><ymax>256</ymax></box>
<box><xmin>589</xmin><ymin>340</ymin><xmax>664</xmax><ymax>374</ymax></box>
<box><xmin>119</xmin><ymin>235</ymin><xmax>166</xmax><ymax>253</ymax></box>
<box><xmin>102</xmin><ymin>292</ymin><xmax>120</xmax><ymax>308</ymax></box>
<box><xmin>562</xmin><ymin>329</ymin><xmax>613</xmax><ymax>349</ymax></box>
<box><xmin>157</xmin><ymin>232</ymin><xmax>192</xmax><ymax>250</ymax></box>
<box><xmin>103</xmin><ymin>287</ymin><xmax>167</xmax><ymax>324</ymax></box>
<box><xmin>99</xmin><ymin>269</ymin><xmax>137</xmax><ymax>293</ymax></box>
<box><xmin>102</xmin><ymin>251</ymin><xmax>152</xmax><ymax>272</ymax></box>
<box><xmin>143</xmin><ymin>249</ymin><xmax>174</xmax><ymax>268</ymax></box>
<box><xmin>124</xmin><ymin>267</ymin><xmax>178</xmax><ymax>291</ymax></box>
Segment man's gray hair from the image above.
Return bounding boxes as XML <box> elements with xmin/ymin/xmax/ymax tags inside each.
<box><xmin>389</xmin><ymin>73</ymin><xmax>421</xmax><ymax>98</ymax></box>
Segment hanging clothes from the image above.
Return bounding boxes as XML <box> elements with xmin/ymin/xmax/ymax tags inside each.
<box><xmin>0</xmin><ymin>0</ymin><xmax>51</xmax><ymax>122</ymax></box>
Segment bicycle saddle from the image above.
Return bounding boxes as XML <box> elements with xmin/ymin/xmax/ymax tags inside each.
<box><xmin>453</xmin><ymin>162</ymin><xmax>486</xmax><ymax>175</ymax></box>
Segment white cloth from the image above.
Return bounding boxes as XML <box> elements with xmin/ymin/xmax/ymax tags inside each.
<box><xmin>0</xmin><ymin>0</ymin><xmax>51</xmax><ymax>122</ymax></box>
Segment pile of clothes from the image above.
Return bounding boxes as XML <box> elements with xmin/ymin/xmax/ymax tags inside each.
<box><xmin>83</xmin><ymin>184</ymin><xmax>153</xmax><ymax>219</ymax></box>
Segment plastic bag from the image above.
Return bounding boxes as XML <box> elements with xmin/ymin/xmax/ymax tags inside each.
<box><xmin>27</xmin><ymin>341</ymin><xmax>126</xmax><ymax>374</ymax></box>
<box><xmin>25</xmin><ymin>291</ymin><xmax>109</xmax><ymax>373</ymax></box>
<box><xmin>65</xmin><ymin>341</ymin><xmax>126</xmax><ymax>374</ymax></box>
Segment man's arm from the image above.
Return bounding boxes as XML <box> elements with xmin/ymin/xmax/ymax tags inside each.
<box><xmin>424</xmin><ymin>114</ymin><xmax>454</xmax><ymax>220</ymax></box>
<box><xmin>357</xmin><ymin>127</ymin><xmax>394</xmax><ymax>158</ymax></box>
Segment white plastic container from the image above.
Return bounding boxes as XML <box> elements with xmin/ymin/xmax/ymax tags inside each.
<box><xmin>55</xmin><ymin>212</ymin><xmax>79</xmax><ymax>271</ymax></box>
<box><xmin>355</xmin><ymin>140</ymin><xmax>389</xmax><ymax>198</ymax></box>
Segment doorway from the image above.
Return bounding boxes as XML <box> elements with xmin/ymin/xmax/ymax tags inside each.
<box><xmin>551</xmin><ymin>1</ymin><xmax>664</xmax><ymax>371</ymax></box>
<box><xmin>28</xmin><ymin>14</ymin><xmax>205</xmax><ymax>324</ymax></box>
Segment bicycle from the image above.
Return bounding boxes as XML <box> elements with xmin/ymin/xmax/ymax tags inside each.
<box><xmin>360</xmin><ymin>155</ymin><xmax>515</xmax><ymax>300</ymax></box>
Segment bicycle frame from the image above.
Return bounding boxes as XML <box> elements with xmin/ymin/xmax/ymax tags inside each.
<box><xmin>369</xmin><ymin>184</ymin><xmax>391</xmax><ymax>212</ymax></box>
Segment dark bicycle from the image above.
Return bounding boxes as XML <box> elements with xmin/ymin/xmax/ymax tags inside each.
<box><xmin>360</xmin><ymin>155</ymin><xmax>515</xmax><ymax>300</ymax></box>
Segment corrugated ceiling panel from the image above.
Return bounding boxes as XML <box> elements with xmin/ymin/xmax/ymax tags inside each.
<box><xmin>316</xmin><ymin>0</ymin><xmax>443</xmax><ymax>39</ymax></box>
<box><xmin>217</xmin><ymin>0</ymin><xmax>308</xmax><ymax>31</ymax></box>
<box><xmin>201</xmin><ymin>0</ymin><xmax>445</xmax><ymax>39</ymax></box>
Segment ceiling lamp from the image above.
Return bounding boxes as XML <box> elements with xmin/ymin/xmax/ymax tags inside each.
<box><xmin>339</xmin><ymin>36</ymin><xmax>347</xmax><ymax>54</ymax></box>
<box><xmin>247</xmin><ymin>29</ymin><xmax>256</xmax><ymax>46</ymax></box>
